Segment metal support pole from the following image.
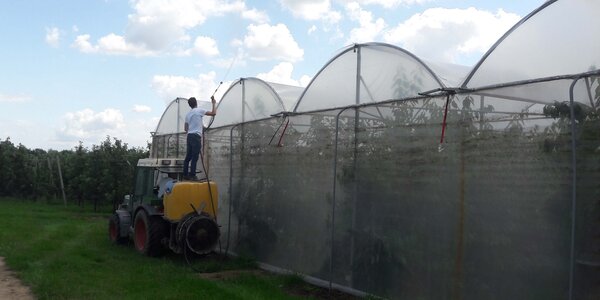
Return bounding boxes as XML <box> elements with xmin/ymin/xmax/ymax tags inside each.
<box><xmin>240</xmin><ymin>79</ymin><xmax>246</xmax><ymax>215</ymax></box>
<box><xmin>567</xmin><ymin>77</ymin><xmax>581</xmax><ymax>300</ymax></box>
<box><xmin>177</xmin><ymin>98</ymin><xmax>181</xmax><ymax>157</ymax></box>
<box><xmin>479</xmin><ymin>95</ymin><xmax>485</xmax><ymax>131</ymax></box>
<box><xmin>355</xmin><ymin>44</ymin><xmax>361</xmax><ymax>106</ymax></box>
<box><xmin>226</xmin><ymin>123</ymin><xmax>241</xmax><ymax>254</ymax></box>
<box><xmin>330</xmin><ymin>107</ymin><xmax>350</xmax><ymax>291</ymax></box>
<box><xmin>349</xmin><ymin>44</ymin><xmax>362</xmax><ymax>285</ymax></box>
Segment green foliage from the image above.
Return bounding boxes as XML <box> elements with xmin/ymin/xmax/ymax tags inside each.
<box><xmin>0</xmin><ymin>136</ymin><xmax>148</xmax><ymax>212</ymax></box>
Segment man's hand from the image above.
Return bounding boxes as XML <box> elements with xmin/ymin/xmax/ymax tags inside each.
<box><xmin>211</xmin><ymin>96</ymin><xmax>216</xmax><ymax>103</ymax></box>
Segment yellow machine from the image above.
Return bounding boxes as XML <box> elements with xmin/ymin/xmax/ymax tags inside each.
<box><xmin>109</xmin><ymin>162</ymin><xmax>221</xmax><ymax>257</ymax></box>
<box><xmin>164</xmin><ymin>181</ymin><xmax>218</xmax><ymax>221</ymax></box>
<box><xmin>108</xmin><ymin>97</ymin><xmax>221</xmax><ymax>257</ymax></box>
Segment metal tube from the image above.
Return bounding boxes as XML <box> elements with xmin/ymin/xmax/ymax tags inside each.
<box><xmin>350</xmin><ymin>45</ymin><xmax>361</xmax><ymax>286</ymax></box>
<box><xmin>176</xmin><ymin>98</ymin><xmax>181</xmax><ymax>157</ymax></box>
<box><xmin>226</xmin><ymin>123</ymin><xmax>240</xmax><ymax>254</ymax></box>
<box><xmin>567</xmin><ymin>77</ymin><xmax>581</xmax><ymax>300</ymax></box>
<box><xmin>330</xmin><ymin>107</ymin><xmax>350</xmax><ymax>291</ymax></box>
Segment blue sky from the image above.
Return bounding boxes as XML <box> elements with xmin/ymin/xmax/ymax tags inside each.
<box><xmin>0</xmin><ymin>0</ymin><xmax>544</xmax><ymax>150</ymax></box>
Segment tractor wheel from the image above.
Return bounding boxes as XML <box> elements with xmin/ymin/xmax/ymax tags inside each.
<box><xmin>133</xmin><ymin>210</ymin><xmax>167</xmax><ymax>256</ymax></box>
<box><xmin>108</xmin><ymin>213</ymin><xmax>127</xmax><ymax>245</ymax></box>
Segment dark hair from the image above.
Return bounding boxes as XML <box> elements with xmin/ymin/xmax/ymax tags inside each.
<box><xmin>188</xmin><ymin>97</ymin><xmax>197</xmax><ymax>108</ymax></box>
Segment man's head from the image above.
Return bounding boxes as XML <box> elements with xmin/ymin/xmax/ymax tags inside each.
<box><xmin>188</xmin><ymin>97</ymin><xmax>197</xmax><ymax>108</ymax></box>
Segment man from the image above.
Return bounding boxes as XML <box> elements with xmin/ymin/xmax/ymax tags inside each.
<box><xmin>183</xmin><ymin>96</ymin><xmax>217</xmax><ymax>180</ymax></box>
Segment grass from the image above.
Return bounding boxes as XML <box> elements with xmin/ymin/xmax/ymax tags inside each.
<box><xmin>0</xmin><ymin>198</ymin><xmax>326</xmax><ymax>300</ymax></box>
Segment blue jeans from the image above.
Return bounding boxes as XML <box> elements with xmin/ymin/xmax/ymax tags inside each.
<box><xmin>183</xmin><ymin>134</ymin><xmax>202</xmax><ymax>177</ymax></box>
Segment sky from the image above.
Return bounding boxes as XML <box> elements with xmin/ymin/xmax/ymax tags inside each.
<box><xmin>0</xmin><ymin>0</ymin><xmax>545</xmax><ymax>151</ymax></box>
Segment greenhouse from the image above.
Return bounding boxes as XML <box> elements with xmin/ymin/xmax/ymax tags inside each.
<box><xmin>148</xmin><ymin>0</ymin><xmax>600</xmax><ymax>298</ymax></box>
<box><xmin>211</xmin><ymin>77</ymin><xmax>303</xmax><ymax>128</ymax></box>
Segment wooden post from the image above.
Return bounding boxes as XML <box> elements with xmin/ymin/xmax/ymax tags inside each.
<box><xmin>56</xmin><ymin>156</ymin><xmax>67</xmax><ymax>206</ymax></box>
<box><xmin>47</xmin><ymin>156</ymin><xmax>57</xmax><ymax>200</ymax></box>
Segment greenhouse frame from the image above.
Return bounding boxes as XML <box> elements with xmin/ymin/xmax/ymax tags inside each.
<box><xmin>151</xmin><ymin>0</ymin><xmax>600</xmax><ymax>298</ymax></box>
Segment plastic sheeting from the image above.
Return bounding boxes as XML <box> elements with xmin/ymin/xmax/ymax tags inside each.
<box><xmin>211</xmin><ymin>78</ymin><xmax>302</xmax><ymax>128</ymax></box>
<box><xmin>154</xmin><ymin>98</ymin><xmax>190</xmax><ymax>135</ymax></box>
<box><xmin>293</xmin><ymin>43</ymin><xmax>444</xmax><ymax>113</ymax></box>
<box><xmin>463</xmin><ymin>0</ymin><xmax>600</xmax><ymax>88</ymax></box>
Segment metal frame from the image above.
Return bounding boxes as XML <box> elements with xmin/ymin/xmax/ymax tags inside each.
<box><xmin>292</xmin><ymin>42</ymin><xmax>446</xmax><ymax>113</ymax></box>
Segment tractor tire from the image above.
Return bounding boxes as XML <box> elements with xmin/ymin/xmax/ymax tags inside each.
<box><xmin>133</xmin><ymin>210</ymin><xmax>167</xmax><ymax>256</ymax></box>
<box><xmin>108</xmin><ymin>213</ymin><xmax>128</xmax><ymax>245</ymax></box>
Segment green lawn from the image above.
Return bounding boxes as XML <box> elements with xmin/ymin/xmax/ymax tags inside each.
<box><xmin>0</xmin><ymin>199</ymin><xmax>323</xmax><ymax>300</ymax></box>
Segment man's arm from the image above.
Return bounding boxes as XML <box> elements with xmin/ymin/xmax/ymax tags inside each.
<box><xmin>205</xmin><ymin>96</ymin><xmax>217</xmax><ymax>116</ymax></box>
<box><xmin>184</xmin><ymin>123</ymin><xmax>189</xmax><ymax>133</ymax></box>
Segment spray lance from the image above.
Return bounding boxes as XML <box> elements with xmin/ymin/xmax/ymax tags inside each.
<box><xmin>205</xmin><ymin>53</ymin><xmax>238</xmax><ymax>130</ymax></box>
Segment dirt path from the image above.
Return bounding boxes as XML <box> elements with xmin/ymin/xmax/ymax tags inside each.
<box><xmin>0</xmin><ymin>257</ymin><xmax>35</xmax><ymax>300</ymax></box>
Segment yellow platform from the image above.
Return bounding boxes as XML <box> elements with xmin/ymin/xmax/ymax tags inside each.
<box><xmin>163</xmin><ymin>181</ymin><xmax>218</xmax><ymax>221</ymax></box>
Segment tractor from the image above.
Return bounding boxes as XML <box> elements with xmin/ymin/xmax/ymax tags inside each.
<box><xmin>108</xmin><ymin>98</ymin><xmax>220</xmax><ymax>257</ymax></box>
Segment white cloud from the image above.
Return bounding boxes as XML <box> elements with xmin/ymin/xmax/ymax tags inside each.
<box><xmin>57</xmin><ymin>108</ymin><xmax>125</xmax><ymax>140</ymax></box>
<box><xmin>348</xmin><ymin>0</ymin><xmax>430</xmax><ymax>8</ymax></box>
<box><xmin>0</xmin><ymin>93</ymin><xmax>31</xmax><ymax>103</ymax></box>
<box><xmin>345</xmin><ymin>2</ymin><xmax>386</xmax><ymax>43</ymax></box>
<box><xmin>73</xmin><ymin>0</ymin><xmax>266</xmax><ymax>56</ymax></box>
<box><xmin>256</xmin><ymin>62</ymin><xmax>311</xmax><ymax>87</ymax></box>
<box><xmin>383</xmin><ymin>7</ymin><xmax>521</xmax><ymax>63</ymax></box>
<box><xmin>243</xmin><ymin>23</ymin><xmax>304</xmax><ymax>62</ymax></box>
<box><xmin>72</xmin><ymin>33</ymin><xmax>155</xmax><ymax>56</ymax></box>
<box><xmin>53</xmin><ymin>109</ymin><xmax>156</xmax><ymax>149</ymax></box>
<box><xmin>72</xmin><ymin>35</ymin><xmax>95</xmax><ymax>53</ymax></box>
<box><xmin>125</xmin><ymin>0</ymin><xmax>245</xmax><ymax>51</ymax></box>
<box><xmin>242</xmin><ymin>8</ymin><xmax>270</xmax><ymax>23</ymax></box>
<box><xmin>133</xmin><ymin>105</ymin><xmax>152</xmax><ymax>112</ymax></box>
<box><xmin>308</xmin><ymin>25</ymin><xmax>317</xmax><ymax>35</ymax></box>
<box><xmin>117</xmin><ymin>117</ymin><xmax>158</xmax><ymax>148</ymax></box>
<box><xmin>279</xmin><ymin>0</ymin><xmax>341</xmax><ymax>23</ymax></box>
<box><xmin>189</xmin><ymin>36</ymin><xmax>220</xmax><ymax>57</ymax></box>
<box><xmin>299</xmin><ymin>75</ymin><xmax>312</xmax><ymax>87</ymax></box>
<box><xmin>151</xmin><ymin>72</ymin><xmax>224</xmax><ymax>103</ymax></box>
<box><xmin>45</xmin><ymin>27</ymin><xmax>60</xmax><ymax>48</ymax></box>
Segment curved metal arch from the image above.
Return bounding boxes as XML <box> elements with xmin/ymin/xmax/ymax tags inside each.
<box><xmin>460</xmin><ymin>0</ymin><xmax>558</xmax><ymax>89</ymax></box>
<box><xmin>292</xmin><ymin>42</ymin><xmax>446</xmax><ymax>112</ymax></box>
<box><xmin>214</xmin><ymin>77</ymin><xmax>244</xmax><ymax>112</ymax></box>
<box><xmin>211</xmin><ymin>77</ymin><xmax>288</xmax><ymax>128</ymax></box>
<box><xmin>217</xmin><ymin>77</ymin><xmax>287</xmax><ymax>111</ymax></box>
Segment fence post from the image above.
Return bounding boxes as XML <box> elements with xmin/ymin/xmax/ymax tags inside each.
<box><xmin>47</xmin><ymin>156</ymin><xmax>57</xmax><ymax>199</ymax></box>
<box><xmin>56</xmin><ymin>156</ymin><xmax>67</xmax><ymax>206</ymax></box>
